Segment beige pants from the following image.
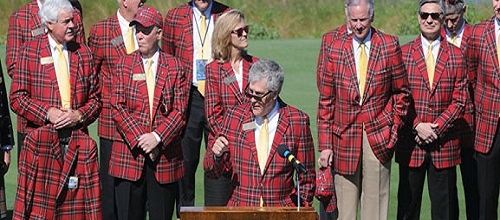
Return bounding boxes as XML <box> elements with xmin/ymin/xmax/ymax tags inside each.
<box><xmin>334</xmin><ymin>130</ymin><xmax>391</xmax><ymax>220</ymax></box>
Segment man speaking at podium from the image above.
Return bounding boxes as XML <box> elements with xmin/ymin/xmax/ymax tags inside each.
<box><xmin>204</xmin><ymin>59</ymin><xmax>316</xmax><ymax>207</ymax></box>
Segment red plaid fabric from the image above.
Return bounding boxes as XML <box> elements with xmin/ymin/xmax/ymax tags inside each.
<box><xmin>88</xmin><ymin>14</ymin><xmax>128</xmax><ymax>140</ymax></box>
<box><xmin>161</xmin><ymin>1</ymin><xmax>231</xmax><ymax>74</ymax></box>
<box><xmin>395</xmin><ymin>36</ymin><xmax>467</xmax><ymax>169</ymax></box>
<box><xmin>204</xmin><ymin>100</ymin><xmax>316</xmax><ymax>207</ymax></box>
<box><xmin>316</xmin><ymin>27</ymin><xmax>411</xmax><ymax>175</ymax></box>
<box><xmin>315</xmin><ymin>166</ymin><xmax>337</xmax><ymax>212</ymax></box>
<box><xmin>7</xmin><ymin>1</ymin><xmax>86</xmax><ymax>135</ymax></box>
<box><xmin>467</xmin><ymin>17</ymin><xmax>500</xmax><ymax>154</ymax></box>
<box><xmin>109</xmin><ymin>50</ymin><xmax>189</xmax><ymax>184</ymax></box>
<box><xmin>204</xmin><ymin>54</ymin><xmax>259</xmax><ymax>147</ymax></box>
<box><xmin>442</xmin><ymin>23</ymin><xmax>476</xmax><ymax>149</ymax></box>
<box><xmin>9</xmin><ymin>35</ymin><xmax>101</xmax><ymax>134</ymax></box>
<box><xmin>13</xmin><ymin>125</ymin><xmax>101</xmax><ymax>219</ymax></box>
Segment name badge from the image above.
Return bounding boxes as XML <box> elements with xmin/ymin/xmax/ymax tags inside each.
<box><xmin>242</xmin><ymin>121</ymin><xmax>257</xmax><ymax>131</ymax></box>
<box><xmin>68</xmin><ymin>176</ymin><xmax>78</xmax><ymax>189</ymax></box>
<box><xmin>195</xmin><ymin>59</ymin><xmax>208</xmax><ymax>81</ymax></box>
<box><xmin>133</xmin><ymin>73</ymin><xmax>146</xmax><ymax>81</ymax></box>
<box><xmin>223</xmin><ymin>75</ymin><xmax>237</xmax><ymax>85</ymax></box>
<box><xmin>41</xmin><ymin>57</ymin><xmax>54</xmax><ymax>65</ymax></box>
<box><xmin>111</xmin><ymin>36</ymin><xmax>124</xmax><ymax>47</ymax></box>
<box><xmin>31</xmin><ymin>28</ymin><xmax>45</xmax><ymax>37</ymax></box>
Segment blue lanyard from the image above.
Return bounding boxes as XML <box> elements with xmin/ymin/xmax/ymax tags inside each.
<box><xmin>193</xmin><ymin>7</ymin><xmax>211</xmax><ymax>49</ymax></box>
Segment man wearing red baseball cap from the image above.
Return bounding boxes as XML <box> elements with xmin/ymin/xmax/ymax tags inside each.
<box><xmin>109</xmin><ymin>6</ymin><xmax>190</xmax><ymax>220</ymax></box>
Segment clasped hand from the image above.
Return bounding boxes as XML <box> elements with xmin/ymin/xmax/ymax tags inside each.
<box><xmin>414</xmin><ymin>122</ymin><xmax>438</xmax><ymax>145</ymax></box>
<box><xmin>48</xmin><ymin>107</ymin><xmax>82</xmax><ymax>129</ymax></box>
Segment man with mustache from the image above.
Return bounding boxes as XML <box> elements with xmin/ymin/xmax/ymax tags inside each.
<box><xmin>6</xmin><ymin>0</ymin><xmax>85</xmax><ymax>162</ymax></box>
<box><xmin>10</xmin><ymin>0</ymin><xmax>101</xmax><ymax>218</ymax></box>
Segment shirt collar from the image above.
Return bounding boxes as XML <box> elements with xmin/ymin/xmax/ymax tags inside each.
<box><xmin>256</xmin><ymin>100</ymin><xmax>280</xmax><ymax>124</ymax></box>
<box><xmin>192</xmin><ymin>1</ymin><xmax>213</xmax><ymax>18</ymax></box>
<box><xmin>48</xmin><ymin>34</ymin><xmax>66</xmax><ymax>52</ymax></box>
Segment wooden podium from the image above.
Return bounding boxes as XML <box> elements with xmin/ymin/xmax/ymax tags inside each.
<box><xmin>180</xmin><ymin>206</ymin><xmax>318</xmax><ymax>220</ymax></box>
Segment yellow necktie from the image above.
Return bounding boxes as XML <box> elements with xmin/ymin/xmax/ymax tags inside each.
<box><xmin>358</xmin><ymin>43</ymin><xmax>368</xmax><ymax>100</ymax></box>
<box><xmin>497</xmin><ymin>34</ymin><xmax>500</xmax><ymax>66</ymax></box>
<box><xmin>125</xmin><ymin>26</ymin><xmax>135</xmax><ymax>54</ymax></box>
<box><xmin>451</xmin><ymin>36</ymin><xmax>458</xmax><ymax>47</ymax></box>
<box><xmin>197</xmin><ymin>14</ymin><xmax>208</xmax><ymax>96</ymax></box>
<box><xmin>257</xmin><ymin>117</ymin><xmax>269</xmax><ymax>175</ymax></box>
<box><xmin>56</xmin><ymin>45</ymin><xmax>71</xmax><ymax>108</ymax></box>
<box><xmin>145</xmin><ymin>59</ymin><xmax>155</xmax><ymax>120</ymax></box>
<box><xmin>258</xmin><ymin>116</ymin><xmax>269</xmax><ymax>207</ymax></box>
<box><xmin>426</xmin><ymin>44</ymin><xmax>435</xmax><ymax>89</ymax></box>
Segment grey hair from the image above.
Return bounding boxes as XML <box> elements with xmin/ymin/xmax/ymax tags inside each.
<box><xmin>346</xmin><ymin>0</ymin><xmax>374</xmax><ymax>18</ymax></box>
<box><xmin>418</xmin><ymin>0</ymin><xmax>446</xmax><ymax>15</ymax></box>
<box><xmin>39</xmin><ymin>0</ymin><xmax>74</xmax><ymax>26</ymax></box>
<box><xmin>444</xmin><ymin>1</ymin><xmax>465</xmax><ymax>14</ymax></box>
<box><xmin>248</xmin><ymin>59</ymin><xmax>285</xmax><ymax>92</ymax></box>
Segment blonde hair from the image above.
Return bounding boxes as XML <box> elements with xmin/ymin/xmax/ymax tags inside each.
<box><xmin>212</xmin><ymin>9</ymin><xmax>245</xmax><ymax>63</ymax></box>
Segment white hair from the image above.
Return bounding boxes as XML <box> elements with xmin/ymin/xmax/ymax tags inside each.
<box><xmin>39</xmin><ymin>0</ymin><xmax>74</xmax><ymax>26</ymax></box>
<box><xmin>248</xmin><ymin>59</ymin><xmax>285</xmax><ymax>92</ymax></box>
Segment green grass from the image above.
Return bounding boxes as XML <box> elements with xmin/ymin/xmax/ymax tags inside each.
<box><xmin>0</xmin><ymin>0</ymin><xmax>493</xmax><ymax>44</ymax></box>
<box><xmin>1</xmin><ymin>36</ymin><xmax>495</xmax><ymax>219</ymax></box>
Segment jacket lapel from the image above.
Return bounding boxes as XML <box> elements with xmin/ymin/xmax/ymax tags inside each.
<box><xmin>56</xmin><ymin>141</ymin><xmax>79</xmax><ymax>200</ymax></box>
<box><xmin>221</xmin><ymin>62</ymin><xmax>245</xmax><ymax>103</ymax></box>
<box><xmin>432</xmin><ymin>39</ymin><xmax>449</xmax><ymax>92</ymax></box>
<box><xmin>343</xmin><ymin>35</ymin><xmax>359</xmax><ymax>97</ymax></box>
<box><xmin>67</xmin><ymin>42</ymin><xmax>80</xmax><ymax>109</ymax></box>
<box><xmin>365</xmin><ymin>29</ymin><xmax>379</xmax><ymax>101</ymax></box>
<box><xmin>412</xmin><ymin>37</ymin><xmax>433</xmax><ymax>92</ymax></box>
<box><xmin>110</xmin><ymin>15</ymin><xmax>128</xmax><ymax>55</ymax></box>
<box><xmin>264</xmin><ymin>102</ymin><xmax>288</xmax><ymax>176</ymax></box>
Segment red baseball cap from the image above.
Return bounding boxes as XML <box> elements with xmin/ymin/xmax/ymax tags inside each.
<box><xmin>130</xmin><ymin>6</ymin><xmax>163</xmax><ymax>29</ymax></box>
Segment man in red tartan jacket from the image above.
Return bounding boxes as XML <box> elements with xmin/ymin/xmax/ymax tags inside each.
<box><xmin>9</xmin><ymin>0</ymin><xmax>102</xmax><ymax>218</ymax></box>
<box><xmin>87</xmin><ymin>0</ymin><xmax>146</xmax><ymax>218</ymax></box>
<box><xmin>395</xmin><ymin>0</ymin><xmax>467</xmax><ymax>219</ymax></box>
<box><xmin>467</xmin><ymin>0</ymin><xmax>500</xmax><ymax>219</ymax></box>
<box><xmin>204</xmin><ymin>59</ymin><xmax>316</xmax><ymax>207</ymax></box>
<box><xmin>316</xmin><ymin>0</ymin><xmax>410</xmax><ymax>219</ymax></box>
<box><xmin>110</xmin><ymin>6</ymin><xmax>189</xmax><ymax>220</ymax></box>
<box><xmin>6</xmin><ymin>0</ymin><xmax>85</xmax><ymax>162</ymax></box>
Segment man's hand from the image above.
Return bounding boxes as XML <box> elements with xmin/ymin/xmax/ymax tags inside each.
<box><xmin>318</xmin><ymin>149</ymin><xmax>333</xmax><ymax>168</ymax></box>
<box><xmin>414</xmin><ymin>122</ymin><xmax>439</xmax><ymax>145</ymax></box>
<box><xmin>138</xmin><ymin>133</ymin><xmax>159</xmax><ymax>154</ymax></box>
<box><xmin>212</xmin><ymin>136</ymin><xmax>229</xmax><ymax>157</ymax></box>
<box><xmin>53</xmin><ymin>108</ymin><xmax>82</xmax><ymax>129</ymax></box>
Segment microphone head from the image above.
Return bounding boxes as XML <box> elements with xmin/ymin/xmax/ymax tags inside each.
<box><xmin>277</xmin><ymin>144</ymin><xmax>289</xmax><ymax>158</ymax></box>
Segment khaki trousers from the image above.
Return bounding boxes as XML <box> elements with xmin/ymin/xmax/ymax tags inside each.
<box><xmin>335</xmin><ymin>130</ymin><xmax>391</xmax><ymax>220</ymax></box>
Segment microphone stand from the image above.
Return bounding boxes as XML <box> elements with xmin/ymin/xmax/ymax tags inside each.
<box><xmin>296</xmin><ymin>171</ymin><xmax>300</xmax><ymax>211</ymax></box>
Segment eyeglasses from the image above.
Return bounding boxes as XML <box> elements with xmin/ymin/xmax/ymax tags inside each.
<box><xmin>244</xmin><ymin>84</ymin><xmax>273</xmax><ymax>101</ymax></box>
<box><xmin>231</xmin><ymin>25</ymin><xmax>249</xmax><ymax>37</ymax></box>
<box><xmin>419</xmin><ymin>12</ymin><xmax>442</xmax><ymax>20</ymax></box>
<box><xmin>136</xmin><ymin>25</ymin><xmax>155</xmax><ymax>35</ymax></box>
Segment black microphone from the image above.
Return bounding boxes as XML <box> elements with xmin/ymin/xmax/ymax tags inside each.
<box><xmin>277</xmin><ymin>144</ymin><xmax>308</xmax><ymax>174</ymax></box>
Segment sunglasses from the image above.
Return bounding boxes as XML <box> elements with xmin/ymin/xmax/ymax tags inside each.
<box><xmin>135</xmin><ymin>25</ymin><xmax>155</xmax><ymax>35</ymax></box>
<box><xmin>244</xmin><ymin>84</ymin><xmax>273</xmax><ymax>101</ymax></box>
<box><xmin>231</xmin><ymin>25</ymin><xmax>249</xmax><ymax>37</ymax></box>
<box><xmin>420</xmin><ymin>12</ymin><xmax>442</xmax><ymax>20</ymax></box>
